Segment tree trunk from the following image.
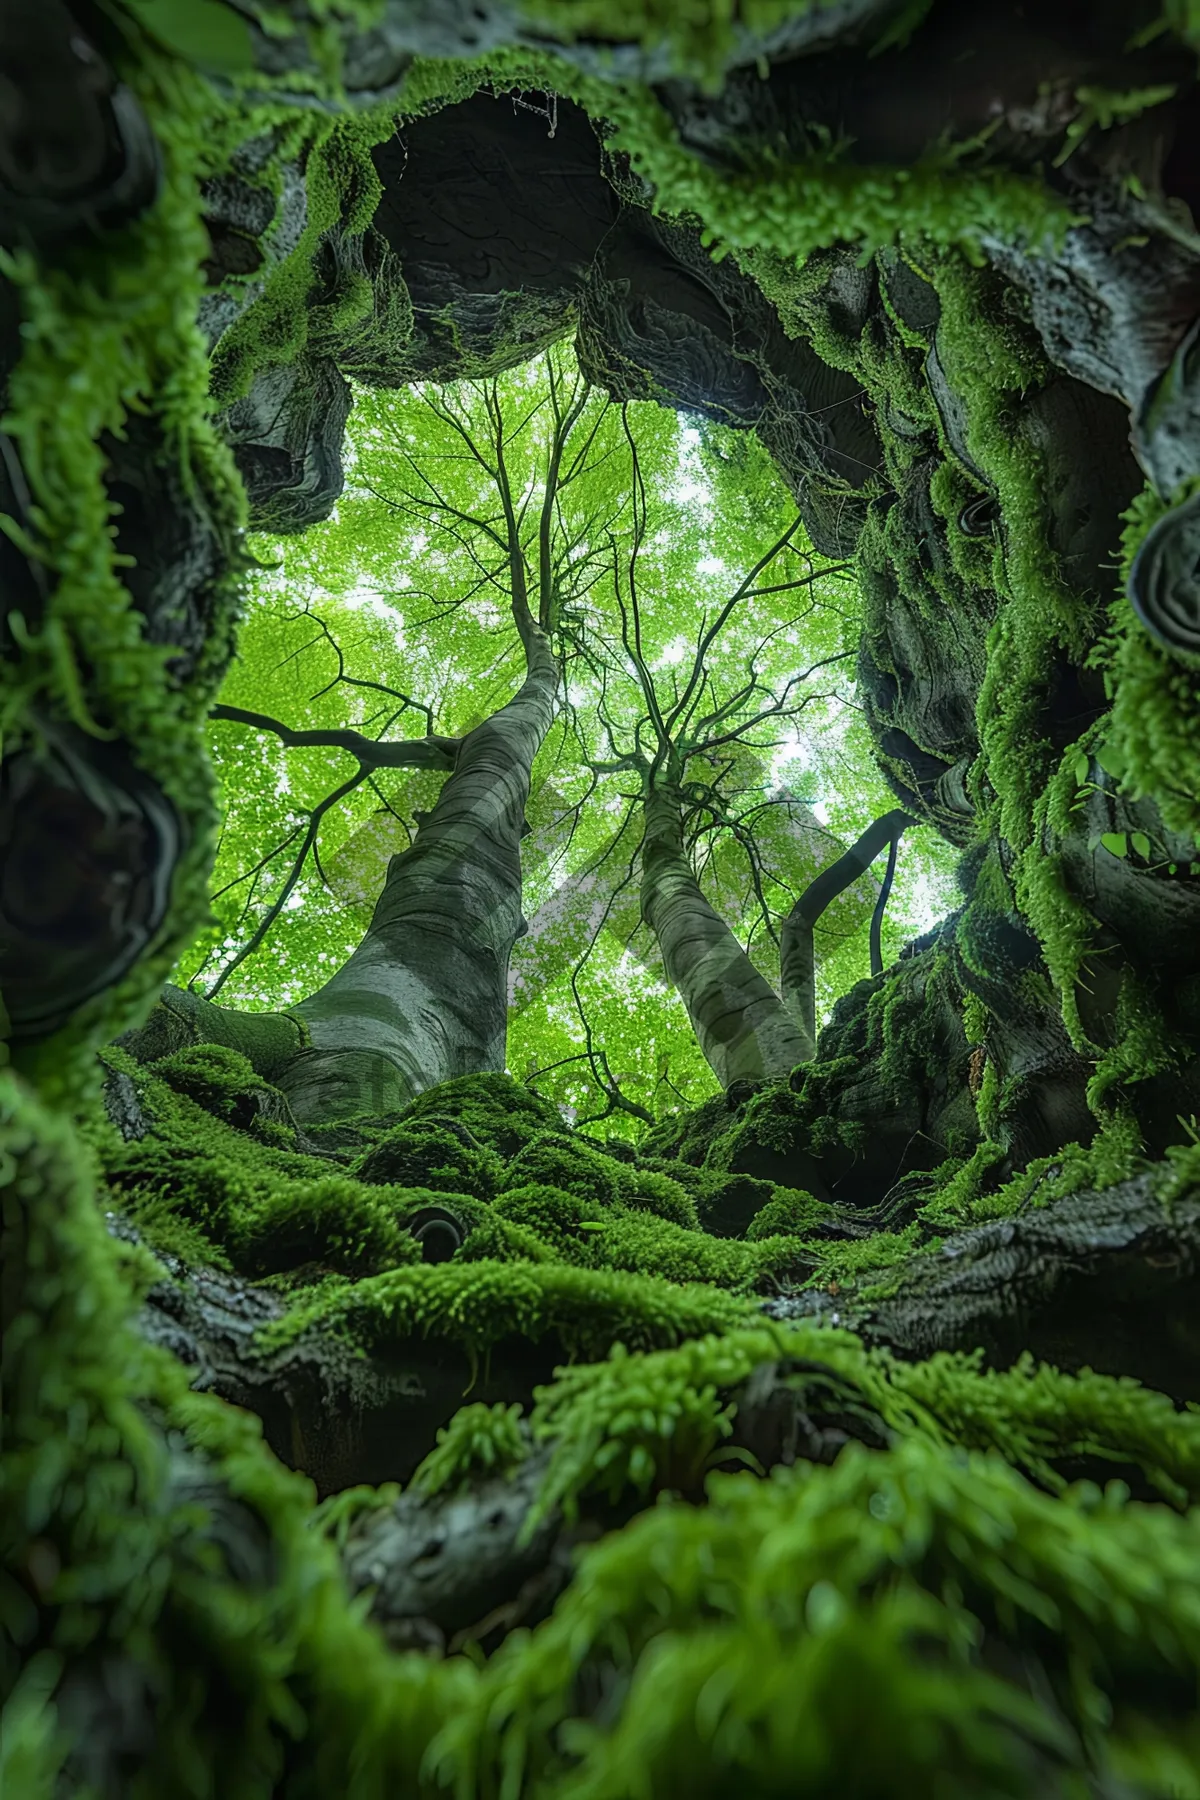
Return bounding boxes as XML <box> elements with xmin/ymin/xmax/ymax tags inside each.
<box><xmin>779</xmin><ymin>809</ymin><xmax>914</xmax><ymax>1049</ymax></box>
<box><xmin>121</xmin><ymin>631</ymin><xmax>559</xmax><ymax>1123</ymax></box>
<box><xmin>639</xmin><ymin>766</ymin><xmax>811</xmax><ymax>1087</ymax></box>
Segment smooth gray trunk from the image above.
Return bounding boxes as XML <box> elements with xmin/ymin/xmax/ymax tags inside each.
<box><xmin>639</xmin><ymin>770</ymin><xmax>812</xmax><ymax>1087</ymax></box>
<box><xmin>120</xmin><ymin>633</ymin><xmax>559</xmax><ymax>1124</ymax></box>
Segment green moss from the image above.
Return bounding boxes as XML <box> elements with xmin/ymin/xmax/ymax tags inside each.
<box><xmin>149</xmin><ymin>1042</ymin><xmax>288</xmax><ymax>1123</ymax></box>
<box><xmin>1</xmin><ymin>1067</ymin><xmax>471</xmax><ymax>1796</ymax></box>
<box><xmin>395</xmin><ymin>1070</ymin><xmax>565</xmax><ymax>1159</ymax></box>
<box><xmin>694</xmin><ymin>1171</ymin><xmax>778</xmax><ymax>1237</ymax></box>
<box><xmin>491</xmin><ymin>1182</ymin><xmax>599</xmax><ymax>1256</ymax></box>
<box><xmin>613</xmin><ymin>1163</ymin><xmax>699</xmax><ymax>1229</ymax></box>
<box><xmin>411</xmin><ymin>1401</ymin><xmax>527</xmax><ymax>1496</ymax></box>
<box><xmin>208</xmin><ymin>109</ymin><xmax>405</xmax><ymax>408</ymax></box>
<box><xmin>1092</xmin><ymin>482</ymin><xmax>1200</xmax><ymax>841</ymax></box>
<box><xmin>640</xmin><ymin>1094</ymin><xmax>731</xmax><ymax>1166</ymax></box>
<box><xmin>744</xmin><ymin>1186</ymin><xmax>827</xmax><ymax>1241</ymax></box>
<box><xmin>2</xmin><ymin>37</ymin><xmax>247</xmax><ymax>1099</ymax></box>
<box><xmin>500</xmin><ymin>1131</ymin><xmax>623</xmax><ymax>1208</ymax></box>
<box><xmin>257</xmin><ymin>1256</ymin><xmax>760</xmax><ymax>1371</ymax></box>
<box><xmin>311</xmin><ymin>1479</ymin><xmax>402</xmax><ymax>1551</ymax></box>
<box><xmin>800</xmin><ymin>1222</ymin><xmax>927</xmax><ymax>1300</ymax></box>
<box><xmin>431</xmin><ymin>1432</ymin><xmax>1200</xmax><ymax>1796</ymax></box>
<box><xmin>13</xmin><ymin>1046</ymin><xmax>1200</xmax><ymax>1793</ymax></box>
<box><xmin>14</xmin><ymin>10</ymin><xmax>1200</xmax><ymax>1789</ymax></box>
<box><xmin>453</xmin><ymin>1210</ymin><xmax>557</xmax><ymax>1266</ymax></box>
<box><xmin>104</xmin><ymin>1137</ymin><xmax>419</xmax><ymax>1277</ymax></box>
<box><xmin>913</xmin><ymin>1117</ymin><xmax>1141</xmax><ymax>1234</ymax></box>
<box><xmin>353</xmin><ymin>1120</ymin><xmax>504</xmax><ymax>1199</ymax></box>
<box><xmin>585</xmin><ymin>1208</ymin><xmax>815</xmax><ymax>1292</ymax></box>
<box><xmin>93</xmin><ymin>1056</ymin><xmax>482</xmax><ymax>1280</ymax></box>
<box><xmin>523</xmin><ymin>1315</ymin><xmax>1200</xmax><ymax>1547</ymax></box>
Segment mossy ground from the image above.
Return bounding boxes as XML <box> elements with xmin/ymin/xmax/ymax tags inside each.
<box><xmin>9</xmin><ymin>1061</ymin><xmax>1200</xmax><ymax>1795</ymax></box>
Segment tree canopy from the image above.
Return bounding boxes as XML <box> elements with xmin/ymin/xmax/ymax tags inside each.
<box><xmin>183</xmin><ymin>345</ymin><xmax>957</xmax><ymax>1128</ymax></box>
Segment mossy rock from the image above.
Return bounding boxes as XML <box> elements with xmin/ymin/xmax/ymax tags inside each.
<box><xmin>150</xmin><ymin>1043</ymin><xmax>295</xmax><ymax>1135</ymax></box>
<box><xmin>395</xmin><ymin>1072</ymin><xmax>564</xmax><ymax>1159</ymax></box>
<box><xmin>353</xmin><ymin>1119</ymin><xmax>503</xmax><ymax>1199</ymax></box>
<box><xmin>452</xmin><ymin>1211</ymin><xmax>556</xmax><ymax>1266</ymax></box>
<box><xmin>615</xmin><ymin>1165</ymin><xmax>699</xmax><ymax>1230</ymax></box>
<box><xmin>492</xmin><ymin>1183</ymin><xmax>599</xmax><ymax>1257</ymax></box>
<box><xmin>106</xmin><ymin>1139</ymin><xmax>420</xmax><ymax>1279</ymax></box>
<box><xmin>639</xmin><ymin>1156</ymin><xmax>709</xmax><ymax>1198</ymax></box>
<box><xmin>703</xmin><ymin>1086</ymin><xmax>834</xmax><ymax>1198</ymax></box>
<box><xmin>500</xmin><ymin>1131</ymin><xmax>623</xmax><ymax>1209</ymax></box>
<box><xmin>744</xmin><ymin>1187</ymin><xmax>829</xmax><ymax>1242</ymax></box>
<box><xmin>694</xmin><ymin>1172</ymin><xmax>777</xmax><ymax>1240</ymax></box>
<box><xmin>640</xmin><ymin>1092</ymin><xmax>732</xmax><ymax>1166</ymax></box>
<box><xmin>226</xmin><ymin>1174</ymin><xmax>420</xmax><ymax>1279</ymax></box>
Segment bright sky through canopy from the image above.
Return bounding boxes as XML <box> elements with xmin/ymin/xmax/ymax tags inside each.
<box><xmin>179</xmin><ymin>346</ymin><xmax>958</xmax><ymax>1129</ymax></box>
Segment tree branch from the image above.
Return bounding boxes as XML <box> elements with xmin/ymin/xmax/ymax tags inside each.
<box><xmin>210</xmin><ymin>706</ymin><xmax>459</xmax><ymax>771</ymax></box>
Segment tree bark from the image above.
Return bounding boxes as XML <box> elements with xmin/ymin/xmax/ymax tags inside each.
<box><xmin>780</xmin><ymin>808</ymin><xmax>914</xmax><ymax>1050</ymax></box>
<box><xmin>639</xmin><ymin>766</ymin><xmax>811</xmax><ymax>1087</ymax></box>
<box><xmin>121</xmin><ymin>631</ymin><xmax>559</xmax><ymax>1123</ymax></box>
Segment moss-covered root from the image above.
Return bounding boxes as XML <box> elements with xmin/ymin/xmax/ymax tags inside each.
<box><xmin>0</xmin><ymin>1069</ymin><xmax>474</xmax><ymax>1796</ymax></box>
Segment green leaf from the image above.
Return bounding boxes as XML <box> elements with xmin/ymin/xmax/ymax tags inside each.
<box><xmin>1072</xmin><ymin>752</ymin><xmax>1089</xmax><ymax>786</ymax></box>
<box><xmin>1130</xmin><ymin>831</ymin><xmax>1152</xmax><ymax>861</ymax></box>
<box><xmin>1094</xmin><ymin>745</ymin><xmax>1125</xmax><ymax>780</ymax></box>
<box><xmin>124</xmin><ymin>0</ymin><xmax>256</xmax><ymax>73</ymax></box>
<box><xmin>1100</xmin><ymin>833</ymin><xmax>1128</xmax><ymax>858</ymax></box>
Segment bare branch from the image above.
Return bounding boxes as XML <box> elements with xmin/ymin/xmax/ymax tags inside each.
<box><xmin>211</xmin><ymin>705</ymin><xmax>459</xmax><ymax>772</ymax></box>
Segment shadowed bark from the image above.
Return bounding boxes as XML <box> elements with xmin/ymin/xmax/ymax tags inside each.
<box><xmin>780</xmin><ymin>807</ymin><xmax>914</xmax><ymax>1049</ymax></box>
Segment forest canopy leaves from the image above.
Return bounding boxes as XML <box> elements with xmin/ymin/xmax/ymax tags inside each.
<box><xmin>176</xmin><ymin>347</ymin><xmax>957</xmax><ymax>1128</ymax></box>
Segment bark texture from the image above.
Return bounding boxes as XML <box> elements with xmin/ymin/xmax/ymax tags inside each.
<box><xmin>640</xmin><ymin>770</ymin><xmax>812</xmax><ymax>1085</ymax></box>
<box><xmin>119</xmin><ymin>631</ymin><xmax>558</xmax><ymax>1123</ymax></box>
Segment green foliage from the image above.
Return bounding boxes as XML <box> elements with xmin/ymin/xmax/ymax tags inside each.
<box><xmin>0</xmin><ymin>1654</ymin><xmax>70</xmax><ymax>1800</ymax></box>
<box><xmin>182</xmin><ymin>344</ymin><xmax>954</xmax><ymax>1127</ymax></box>
<box><xmin>312</xmin><ymin>1480</ymin><xmax>402</xmax><ymax>1552</ymax></box>
<box><xmin>411</xmin><ymin>1401</ymin><xmax>528</xmax><ymax>1496</ymax></box>
<box><xmin>1054</xmin><ymin>83</ymin><xmax>1178</xmax><ymax>165</ymax></box>
<box><xmin>121</xmin><ymin>0</ymin><xmax>257</xmax><ymax>73</ymax></box>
